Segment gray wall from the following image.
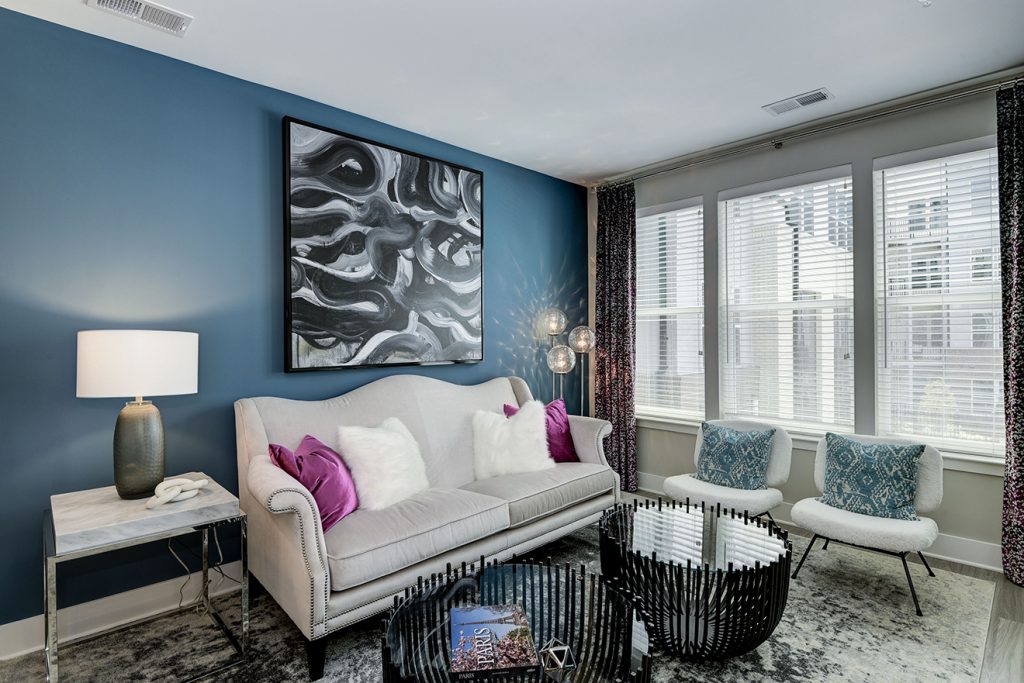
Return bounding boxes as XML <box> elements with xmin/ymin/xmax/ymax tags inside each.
<box><xmin>628</xmin><ymin>92</ymin><xmax>1003</xmax><ymax>546</ymax></box>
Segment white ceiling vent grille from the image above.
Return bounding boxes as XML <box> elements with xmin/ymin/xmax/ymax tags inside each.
<box><xmin>86</xmin><ymin>0</ymin><xmax>193</xmax><ymax>36</ymax></box>
<box><xmin>762</xmin><ymin>88</ymin><xmax>834</xmax><ymax>117</ymax></box>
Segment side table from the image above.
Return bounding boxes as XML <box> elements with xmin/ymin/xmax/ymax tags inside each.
<box><xmin>44</xmin><ymin>472</ymin><xmax>248</xmax><ymax>682</ymax></box>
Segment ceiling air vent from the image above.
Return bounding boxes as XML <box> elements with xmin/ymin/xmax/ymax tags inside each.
<box><xmin>86</xmin><ymin>0</ymin><xmax>193</xmax><ymax>37</ymax></box>
<box><xmin>762</xmin><ymin>88</ymin><xmax>834</xmax><ymax>117</ymax></box>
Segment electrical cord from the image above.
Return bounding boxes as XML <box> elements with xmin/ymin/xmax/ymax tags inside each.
<box><xmin>168</xmin><ymin>527</ymin><xmax>241</xmax><ymax>614</ymax></box>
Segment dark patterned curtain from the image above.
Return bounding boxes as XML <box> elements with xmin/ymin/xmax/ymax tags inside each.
<box><xmin>595</xmin><ymin>183</ymin><xmax>638</xmax><ymax>491</ymax></box>
<box><xmin>999</xmin><ymin>81</ymin><xmax>1024</xmax><ymax>586</ymax></box>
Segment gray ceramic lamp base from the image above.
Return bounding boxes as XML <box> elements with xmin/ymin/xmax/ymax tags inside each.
<box><xmin>113</xmin><ymin>401</ymin><xmax>165</xmax><ymax>499</ymax></box>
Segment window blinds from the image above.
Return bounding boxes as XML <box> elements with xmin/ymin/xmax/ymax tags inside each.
<box><xmin>635</xmin><ymin>200</ymin><xmax>704</xmax><ymax>420</ymax></box>
<box><xmin>875</xmin><ymin>144</ymin><xmax>1004</xmax><ymax>457</ymax></box>
<box><xmin>719</xmin><ymin>172</ymin><xmax>855</xmax><ymax>433</ymax></box>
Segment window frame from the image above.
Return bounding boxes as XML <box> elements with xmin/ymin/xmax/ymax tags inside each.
<box><xmin>634</xmin><ymin>196</ymin><xmax>706</xmax><ymax>422</ymax></box>
<box><xmin>873</xmin><ymin>136</ymin><xmax>1004</xmax><ymax>459</ymax></box>
<box><xmin>717</xmin><ymin>166</ymin><xmax>856</xmax><ymax>436</ymax></box>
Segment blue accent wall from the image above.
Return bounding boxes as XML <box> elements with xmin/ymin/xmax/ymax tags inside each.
<box><xmin>0</xmin><ymin>8</ymin><xmax>587</xmax><ymax>626</ymax></box>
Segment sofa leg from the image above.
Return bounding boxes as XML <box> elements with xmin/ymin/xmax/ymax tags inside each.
<box><xmin>305</xmin><ymin>637</ymin><xmax>328</xmax><ymax>680</ymax></box>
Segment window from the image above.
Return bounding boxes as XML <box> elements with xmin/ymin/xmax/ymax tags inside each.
<box><xmin>875</xmin><ymin>142</ymin><xmax>1003</xmax><ymax>457</ymax></box>
<box><xmin>635</xmin><ymin>199</ymin><xmax>704</xmax><ymax>420</ymax></box>
<box><xmin>719</xmin><ymin>170</ymin><xmax>855</xmax><ymax>433</ymax></box>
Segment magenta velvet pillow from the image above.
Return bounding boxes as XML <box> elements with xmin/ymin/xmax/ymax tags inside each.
<box><xmin>503</xmin><ymin>398</ymin><xmax>579</xmax><ymax>463</ymax></box>
<box><xmin>268</xmin><ymin>435</ymin><xmax>359</xmax><ymax>532</ymax></box>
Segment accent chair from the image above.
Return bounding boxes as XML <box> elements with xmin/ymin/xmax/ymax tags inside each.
<box><xmin>662</xmin><ymin>419</ymin><xmax>792</xmax><ymax>519</ymax></box>
<box><xmin>790</xmin><ymin>434</ymin><xmax>943</xmax><ymax>616</ymax></box>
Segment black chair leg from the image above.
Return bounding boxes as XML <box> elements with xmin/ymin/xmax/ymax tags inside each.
<box><xmin>792</xmin><ymin>534</ymin><xmax>819</xmax><ymax>579</ymax></box>
<box><xmin>822</xmin><ymin>538</ymin><xmax>830</xmax><ymax>551</ymax></box>
<box><xmin>917</xmin><ymin>551</ymin><xmax>936</xmax><ymax>577</ymax></box>
<box><xmin>306</xmin><ymin>637</ymin><xmax>328</xmax><ymax>680</ymax></box>
<box><xmin>900</xmin><ymin>553</ymin><xmax>924</xmax><ymax>616</ymax></box>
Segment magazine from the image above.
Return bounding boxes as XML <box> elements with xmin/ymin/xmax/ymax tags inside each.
<box><xmin>449</xmin><ymin>604</ymin><xmax>540</xmax><ymax>679</ymax></box>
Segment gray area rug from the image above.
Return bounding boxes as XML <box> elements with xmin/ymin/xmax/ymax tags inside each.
<box><xmin>0</xmin><ymin>525</ymin><xmax>994</xmax><ymax>682</ymax></box>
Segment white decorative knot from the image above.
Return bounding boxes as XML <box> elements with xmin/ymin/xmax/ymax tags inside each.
<box><xmin>145</xmin><ymin>478</ymin><xmax>209</xmax><ymax>509</ymax></box>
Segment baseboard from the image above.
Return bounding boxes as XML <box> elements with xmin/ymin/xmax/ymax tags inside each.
<box><xmin>636</xmin><ymin>471</ymin><xmax>666</xmax><ymax>496</ymax></box>
<box><xmin>0</xmin><ymin>560</ymin><xmax>242</xmax><ymax>661</ymax></box>
<box><xmin>635</xmin><ymin>471</ymin><xmax>1003</xmax><ymax>574</ymax></box>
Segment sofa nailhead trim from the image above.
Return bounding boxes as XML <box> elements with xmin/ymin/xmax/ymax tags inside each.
<box><xmin>267</xmin><ymin>487</ymin><xmax>329</xmax><ymax>639</ymax></box>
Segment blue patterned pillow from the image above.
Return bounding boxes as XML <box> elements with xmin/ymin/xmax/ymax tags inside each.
<box><xmin>694</xmin><ymin>422</ymin><xmax>775</xmax><ymax>490</ymax></box>
<box><xmin>819</xmin><ymin>433</ymin><xmax>924</xmax><ymax>521</ymax></box>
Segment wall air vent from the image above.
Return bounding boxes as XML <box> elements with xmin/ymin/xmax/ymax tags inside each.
<box><xmin>86</xmin><ymin>0</ymin><xmax>193</xmax><ymax>37</ymax></box>
<box><xmin>762</xmin><ymin>88</ymin><xmax>834</xmax><ymax>117</ymax></box>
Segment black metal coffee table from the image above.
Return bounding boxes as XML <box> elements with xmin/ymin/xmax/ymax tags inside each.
<box><xmin>382</xmin><ymin>561</ymin><xmax>652</xmax><ymax>682</ymax></box>
<box><xmin>599</xmin><ymin>499</ymin><xmax>791</xmax><ymax>660</ymax></box>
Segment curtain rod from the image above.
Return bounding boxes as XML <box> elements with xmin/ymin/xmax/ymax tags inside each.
<box><xmin>598</xmin><ymin>70</ymin><xmax>1024</xmax><ymax>189</ymax></box>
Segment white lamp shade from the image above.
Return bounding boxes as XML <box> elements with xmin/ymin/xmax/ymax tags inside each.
<box><xmin>76</xmin><ymin>330</ymin><xmax>199</xmax><ymax>398</ymax></box>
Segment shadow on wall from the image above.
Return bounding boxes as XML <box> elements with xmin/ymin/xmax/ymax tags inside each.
<box><xmin>491</xmin><ymin>253</ymin><xmax>587</xmax><ymax>409</ymax></box>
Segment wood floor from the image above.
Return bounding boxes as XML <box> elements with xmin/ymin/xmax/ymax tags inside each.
<box><xmin>627</xmin><ymin>492</ymin><xmax>1024</xmax><ymax>681</ymax></box>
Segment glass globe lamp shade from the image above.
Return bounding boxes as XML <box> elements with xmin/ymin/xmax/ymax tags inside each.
<box><xmin>547</xmin><ymin>345</ymin><xmax>577</xmax><ymax>375</ymax></box>
<box><xmin>568</xmin><ymin>326</ymin><xmax>596</xmax><ymax>354</ymax></box>
<box><xmin>539</xmin><ymin>308</ymin><xmax>568</xmax><ymax>336</ymax></box>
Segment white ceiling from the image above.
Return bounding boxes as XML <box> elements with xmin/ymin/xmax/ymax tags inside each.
<box><xmin>4</xmin><ymin>0</ymin><xmax>1024</xmax><ymax>184</ymax></box>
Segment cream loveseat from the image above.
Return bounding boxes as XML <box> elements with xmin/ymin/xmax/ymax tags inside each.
<box><xmin>234</xmin><ymin>375</ymin><xmax>617</xmax><ymax>679</ymax></box>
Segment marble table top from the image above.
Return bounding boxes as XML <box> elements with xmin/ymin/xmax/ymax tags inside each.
<box><xmin>49</xmin><ymin>472</ymin><xmax>241</xmax><ymax>557</ymax></box>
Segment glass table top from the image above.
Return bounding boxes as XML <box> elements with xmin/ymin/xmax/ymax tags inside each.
<box><xmin>616</xmin><ymin>502</ymin><xmax>788</xmax><ymax>572</ymax></box>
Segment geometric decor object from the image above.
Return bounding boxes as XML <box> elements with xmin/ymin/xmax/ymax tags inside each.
<box><xmin>381</xmin><ymin>559</ymin><xmax>652</xmax><ymax>682</ymax></box>
<box><xmin>285</xmin><ymin>117</ymin><xmax>483</xmax><ymax>371</ymax></box>
<box><xmin>539</xmin><ymin>636</ymin><xmax>577</xmax><ymax>676</ymax></box>
<box><xmin>599</xmin><ymin>498</ymin><xmax>791</xmax><ymax>661</ymax></box>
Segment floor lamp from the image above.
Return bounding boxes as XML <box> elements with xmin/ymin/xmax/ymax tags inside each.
<box><xmin>568</xmin><ymin>326</ymin><xmax>596</xmax><ymax>415</ymax></box>
<box><xmin>547</xmin><ymin>345</ymin><xmax>576</xmax><ymax>400</ymax></box>
<box><xmin>540</xmin><ymin>308</ymin><xmax>568</xmax><ymax>400</ymax></box>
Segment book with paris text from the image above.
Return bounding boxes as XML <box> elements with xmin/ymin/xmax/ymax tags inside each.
<box><xmin>449</xmin><ymin>604</ymin><xmax>540</xmax><ymax>679</ymax></box>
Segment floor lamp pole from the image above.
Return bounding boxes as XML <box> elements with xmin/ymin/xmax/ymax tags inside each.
<box><xmin>549</xmin><ymin>334</ymin><xmax>557</xmax><ymax>402</ymax></box>
<box><xmin>578</xmin><ymin>352</ymin><xmax>588</xmax><ymax>416</ymax></box>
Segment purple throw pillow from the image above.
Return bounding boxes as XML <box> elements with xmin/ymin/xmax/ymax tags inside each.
<box><xmin>503</xmin><ymin>398</ymin><xmax>579</xmax><ymax>463</ymax></box>
<box><xmin>268</xmin><ymin>435</ymin><xmax>359</xmax><ymax>532</ymax></box>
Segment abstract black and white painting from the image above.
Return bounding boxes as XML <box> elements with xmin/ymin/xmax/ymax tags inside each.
<box><xmin>284</xmin><ymin>118</ymin><xmax>483</xmax><ymax>371</ymax></box>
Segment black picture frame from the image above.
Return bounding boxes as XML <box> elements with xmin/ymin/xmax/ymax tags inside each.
<box><xmin>283</xmin><ymin>116</ymin><xmax>484</xmax><ymax>372</ymax></box>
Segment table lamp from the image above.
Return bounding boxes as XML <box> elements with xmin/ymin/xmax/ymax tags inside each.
<box><xmin>76</xmin><ymin>330</ymin><xmax>199</xmax><ymax>499</ymax></box>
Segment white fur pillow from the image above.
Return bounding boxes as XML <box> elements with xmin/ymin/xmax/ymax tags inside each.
<box><xmin>472</xmin><ymin>400</ymin><xmax>554</xmax><ymax>480</ymax></box>
<box><xmin>337</xmin><ymin>418</ymin><xmax>429</xmax><ymax>510</ymax></box>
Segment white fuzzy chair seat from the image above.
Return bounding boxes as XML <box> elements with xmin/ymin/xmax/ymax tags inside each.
<box><xmin>790</xmin><ymin>498</ymin><xmax>938</xmax><ymax>553</ymax></box>
<box><xmin>663</xmin><ymin>473</ymin><xmax>784</xmax><ymax>514</ymax></box>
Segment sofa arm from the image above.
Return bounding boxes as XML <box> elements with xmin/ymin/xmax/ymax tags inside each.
<box><xmin>246</xmin><ymin>454</ymin><xmax>331</xmax><ymax>639</ymax></box>
<box><xmin>568</xmin><ymin>415</ymin><xmax>613</xmax><ymax>467</ymax></box>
